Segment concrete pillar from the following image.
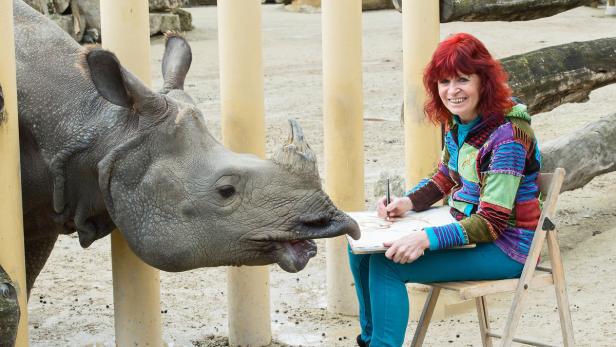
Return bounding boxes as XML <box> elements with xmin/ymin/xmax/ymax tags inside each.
<box><xmin>217</xmin><ymin>1</ymin><xmax>272</xmax><ymax>346</ymax></box>
<box><xmin>402</xmin><ymin>0</ymin><xmax>441</xmax><ymax>186</ymax></box>
<box><xmin>401</xmin><ymin>0</ymin><xmax>475</xmax><ymax>320</ymax></box>
<box><xmin>0</xmin><ymin>1</ymin><xmax>29</xmax><ymax>346</ymax></box>
<box><xmin>322</xmin><ymin>0</ymin><xmax>365</xmax><ymax>315</ymax></box>
<box><xmin>607</xmin><ymin>0</ymin><xmax>616</xmax><ymax>16</ymax></box>
<box><xmin>100</xmin><ymin>1</ymin><xmax>163</xmax><ymax>346</ymax></box>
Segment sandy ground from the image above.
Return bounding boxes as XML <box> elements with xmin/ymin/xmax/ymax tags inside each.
<box><xmin>27</xmin><ymin>4</ymin><xmax>616</xmax><ymax>347</ymax></box>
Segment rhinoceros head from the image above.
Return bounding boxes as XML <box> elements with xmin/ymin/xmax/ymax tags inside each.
<box><xmin>84</xmin><ymin>35</ymin><xmax>359</xmax><ymax>273</ymax></box>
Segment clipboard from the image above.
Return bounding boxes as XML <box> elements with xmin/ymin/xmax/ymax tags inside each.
<box><xmin>346</xmin><ymin>206</ymin><xmax>473</xmax><ymax>254</ymax></box>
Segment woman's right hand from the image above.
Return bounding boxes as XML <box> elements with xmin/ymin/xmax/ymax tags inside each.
<box><xmin>377</xmin><ymin>196</ymin><xmax>413</xmax><ymax>219</ymax></box>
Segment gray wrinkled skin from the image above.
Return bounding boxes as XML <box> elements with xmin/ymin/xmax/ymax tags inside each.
<box><xmin>7</xmin><ymin>0</ymin><xmax>359</xmax><ymax>302</ymax></box>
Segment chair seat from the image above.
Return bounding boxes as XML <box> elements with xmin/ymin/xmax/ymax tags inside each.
<box><xmin>429</xmin><ymin>272</ymin><xmax>554</xmax><ymax>300</ymax></box>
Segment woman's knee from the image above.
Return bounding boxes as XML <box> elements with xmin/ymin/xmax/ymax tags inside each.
<box><xmin>368</xmin><ymin>253</ymin><xmax>403</xmax><ymax>282</ymax></box>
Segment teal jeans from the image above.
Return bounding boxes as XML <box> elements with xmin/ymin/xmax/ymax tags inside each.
<box><xmin>348</xmin><ymin>243</ymin><xmax>523</xmax><ymax>347</ymax></box>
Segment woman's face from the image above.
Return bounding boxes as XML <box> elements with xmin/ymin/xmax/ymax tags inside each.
<box><xmin>437</xmin><ymin>73</ymin><xmax>481</xmax><ymax>123</ymax></box>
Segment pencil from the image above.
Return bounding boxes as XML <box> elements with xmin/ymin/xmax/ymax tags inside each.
<box><xmin>386</xmin><ymin>179</ymin><xmax>391</xmax><ymax>205</ymax></box>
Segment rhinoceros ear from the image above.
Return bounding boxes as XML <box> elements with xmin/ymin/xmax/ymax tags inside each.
<box><xmin>85</xmin><ymin>49</ymin><xmax>132</xmax><ymax>108</ymax></box>
<box><xmin>162</xmin><ymin>32</ymin><xmax>192</xmax><ymax>92</ymax></box>
<box><xmin>85</xmin><ymin>49</ymin><xmax>166</xmax><ymax>115</ymax></box>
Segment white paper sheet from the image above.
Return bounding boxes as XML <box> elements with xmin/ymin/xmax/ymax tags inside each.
<box><xmin>346</xmin><ymin>206</ymin><xmax>456</xmax><ymax>254</ymax></box>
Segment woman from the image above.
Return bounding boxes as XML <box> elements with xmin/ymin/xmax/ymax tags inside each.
<box><xmin>349</xmin><ymin>33</ymin><xmax>542</xmax><ymax>347</ymax></box>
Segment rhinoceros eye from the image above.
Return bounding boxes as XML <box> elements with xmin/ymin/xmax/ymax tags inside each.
<box><xmin>218</xmin><ymin>185</ymin><xmax>236</xmax><ymax>199</ymax></box>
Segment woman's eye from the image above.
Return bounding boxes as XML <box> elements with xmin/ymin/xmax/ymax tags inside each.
<box><xmin>438</xmin><ymin>79</ymin><xmax>450</xmax><ymax>85</ymax></box>
<box><xmin>458</xmin><ymin>76</ymin><xmax>469</xmax><ymax>82</ymax></box>
<box><xmin>218</xmin><ymin>185</ymin><xmax>236</xmax><ymax>199</ymax></box>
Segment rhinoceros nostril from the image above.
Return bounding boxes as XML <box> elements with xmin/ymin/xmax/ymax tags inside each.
<box><xmin>301</xmin><ymin>215</ymin><xmax>330</xmax><ymax>228</ymax></box>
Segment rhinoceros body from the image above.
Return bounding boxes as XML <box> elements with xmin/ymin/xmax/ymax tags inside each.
<box><xmin>0</xmin><ymin>1</ymin><xmax>359</xmax><ymax>343</ymax></box>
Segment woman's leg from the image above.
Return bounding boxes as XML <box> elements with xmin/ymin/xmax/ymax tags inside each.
<box><xmin>367</xmin><ymin>243</ymin><xmax>523</xmax><ymax>347</ymax></box>
<box><xmin>348</xmin><ymin>247</ymin><xmax>374</xmax><ymax>344</ymax></box>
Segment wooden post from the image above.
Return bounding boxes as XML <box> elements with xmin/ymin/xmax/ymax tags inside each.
<box><xmin>218</xmin><ymin>1</ymin><xmax>272</xmax><ymax>346</ymax></box>
<box><xmin>401</xmin><ymin>0</ymin><xmax>472</xmax><ymax>322</ymax></box>
<box><xmin>99</xmin><ymin>1</ymin><xmax>163</xmax><ymax>346</ymax></box>
<box><xmin>0</xmin><ymin>1</ymin><xmax>29</xmax><ymax>346</ymax></box>
<box><xmin>402</xmin><ymin>0</ymin><xmax>441</xmax><ymax>186</ymax></box>
<box><xmin>607</xmin><ymin>0</ymin><xmax>616</xmax><ymax>16</ymax></box>
<box><xmin>322</xmin><ymin>0</ymin><xmax>365</xmax><ymax>315</ymax></box>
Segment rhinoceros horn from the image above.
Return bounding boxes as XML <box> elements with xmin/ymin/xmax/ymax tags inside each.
<box><xmin>271</xmin><ymin>119</ymin><xmax>320</xmax><ymax>181</ymax></box>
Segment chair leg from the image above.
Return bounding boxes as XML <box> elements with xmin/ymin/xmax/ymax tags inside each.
<box><xmin>499</xmin><ymin>280</ymin><xmax>534</xmax><ymax>347</ymax></box>
<box><xmin>410</xmin><ymin>286</ymin><xmax>441</xmax><ymax>347</ymax></box>
<box><xmin>546</xmin><ymin>230</ymin><xmax>575</xmax><ymax>346</ymax></box>
<box><xmin>475</xmin><ymin>296</ymin><xmax>493</xmax><ymax>347</ymax></box>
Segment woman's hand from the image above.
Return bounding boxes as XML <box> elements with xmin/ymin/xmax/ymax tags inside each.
<box><xmin>383</xmin><ymin>230</ymin><xmax>430</xmax><ymax>264</ymax></box>
<box><xmin>377</xmin><ymin>196</ymin><xmax>413</xmax><ymax>219</ymax></box>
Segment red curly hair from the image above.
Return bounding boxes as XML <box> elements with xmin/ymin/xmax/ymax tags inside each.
<box><xmin>423</xmin><ymin>33</ymin><xmax>513</xmax><ymax>125</ymax></box>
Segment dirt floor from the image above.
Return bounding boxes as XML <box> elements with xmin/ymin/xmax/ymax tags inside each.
<box><xmin>28</xmin><ymin>4</ymin><xmax>616</xmax><ymax>347</ymax></box>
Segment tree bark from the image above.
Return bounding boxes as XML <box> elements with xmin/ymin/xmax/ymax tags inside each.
<box><xmin>503</xmin><ymin>38</ymin><xmax>616</xmax><ymax>115</ymax></box>
<box><xmin>540</xmin><ymin>113</ymin><xmax>616</xmax><ymax>193</ymax></box>
<box><xmin>440</xmin><ymin>0</ymin><xmax>593</xmax><ymax>22</ymax></box>
<box><xmin>0</xmin><ymin>266</ymin><xmax>20</xmax><ymax>347</ymax></box>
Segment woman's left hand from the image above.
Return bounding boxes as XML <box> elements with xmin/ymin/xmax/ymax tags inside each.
<box><xmin>383</xmin><ymin>230</ymin><xmax>431</xmax><ymax>264</ymax></box>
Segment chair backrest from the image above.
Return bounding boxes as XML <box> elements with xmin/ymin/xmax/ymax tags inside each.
<box><xmin>522</xmin><ymin>168</ymin><xmax>566</xmax><ymax>270</ymax></box>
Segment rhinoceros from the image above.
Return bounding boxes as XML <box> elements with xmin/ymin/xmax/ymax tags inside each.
<box><xmin>0</xmin><ymin>1</ymin><xmax>359</xmax><ymax>343</ymax></box>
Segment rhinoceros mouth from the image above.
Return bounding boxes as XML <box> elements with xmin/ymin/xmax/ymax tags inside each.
<box><xmin>273</xmin><ymin>239</ymin><xmax>317</xmax><ymax>273</ymax></box>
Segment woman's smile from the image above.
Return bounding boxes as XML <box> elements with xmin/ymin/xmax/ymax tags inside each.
<box><xmin>438</xmin><ymin>73</ymin><xmax>481</xmax><ymax>123</ymax></box>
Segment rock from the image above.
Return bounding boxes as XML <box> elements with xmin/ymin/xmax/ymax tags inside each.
<box><xmin>172</xmin><ymin>7</ymin><xmax>193</xmax><ymax>31</ymax></box>
<box><xmin>149</xmin><ymin>0</ymin><xmax>187</xmax><ymax>11</ymax></box>
<box><xmin>24</xmin><ymin>0</ymin><xmax>48</xmax><ymax>14</ymax></box>
<box><xmin>49</xmin><ymin>13</ymin><xmax>84</xmax><ymax>42</ymax></box>
<box><xmin>183</xmin><ymin>0</ymin><xmax>217</xmax><ymax>6</ymax></box>
<box><xmin>149</xmin><ymin>12</ymin><xmax>182</xmax><ymax>36</ymax></box>
<box><xmin>362</xmin><ymin>0</ymin><xmax>395</xmax><ymax>11</ymax></box>
<box><xmin>52</xmin><ymin>0</ymin><xmax>70</xmax><ymax>14</ymax></box>
<box><xmin>75</xmin><ymin>0</ymin><xmax>100</xmax><ymax>37</ymax></box>
<box><xmin>373</xmin><ymin>172</ymin><xmax>406</xmax><ymax>200</ymax></box>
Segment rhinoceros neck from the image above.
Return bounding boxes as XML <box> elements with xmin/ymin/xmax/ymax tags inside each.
<box><xmin>14</xmin><ymin>0</ymin><xmax>122</xmax><ymax>239</ymax></box>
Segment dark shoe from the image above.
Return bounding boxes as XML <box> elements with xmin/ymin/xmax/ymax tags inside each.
<box><xmin>357</xmin><ymin>334</ymin><xmax>369</xmax><ymax>347</ymax></box>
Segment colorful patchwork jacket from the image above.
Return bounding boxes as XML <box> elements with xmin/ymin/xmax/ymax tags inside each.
<box><xmin>407</xmin><ymin>103</ymin><xmax>541</xmax><ymax>264</ymax></box>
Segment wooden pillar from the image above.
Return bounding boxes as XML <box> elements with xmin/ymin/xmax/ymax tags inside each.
<box><xmin>0</xmin><ymin>1</ymin><xmax>29</xmax><ymax>346</ymax></box>
<box><xmin>402</xmin><ymin>0</ymin><xmax>440</xmax><ymax>186</ymax></box>
<box><xmin>217</xmin><ymin>1</ymin><xmax>272</xmax><ymax>346</ymax></box>
<box><xmin>401</xmin><ymin>0</ymin><xmax>476</xmax><ymax>321</ymax></box>
<box><xmin>99</xmin><ymin>1</ymin><xmax>163</xmax><ymax>346</ymax></box>
<box><xmin>322</xmin><ymin>0</ymin><xmax>365</xmax><ymax>315</ymax></box>
<box><xmin>607</xmin><ymin>0</ymin><xmax>616</xmax><ymax>16</ymax></box>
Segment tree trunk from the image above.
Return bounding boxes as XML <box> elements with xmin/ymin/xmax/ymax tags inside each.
<box><xmin>440</xmin><ymin>0</ymin><xmax>593</xmax><ymax>22</ymax></box>
<box><xmin>503</xmin><ymin>38</ymin><xmax>616</xmax><ymax>115</ymax></box>
<box><xmin>0</xmin><ymin>266</ymin><xmax>20</xmax><ymax>347</ymax></box>
<box><xmin>540</xmin><ymin>113</ymin><xmax>616</xmax><ymax>192</ymax></box>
